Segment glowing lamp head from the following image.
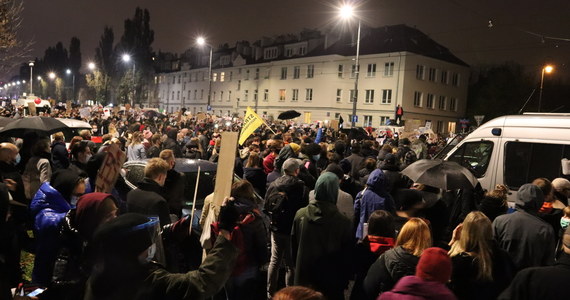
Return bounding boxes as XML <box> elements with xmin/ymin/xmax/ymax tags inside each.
<box><xmin>544</xmin><ymin>65</ymin><xmax>553</xmax><ymax>73</ymax></box>
<box><xmin>339</xmin><ymin>5</ymin><xmax>354</xmax><ymax>19</ymax></box>
<box><xmin>196</xmin><ymin>37</ymin><xmax>206</xmax><ymax>46</ymax></box>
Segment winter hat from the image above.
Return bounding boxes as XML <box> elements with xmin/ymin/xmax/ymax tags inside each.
<box><xmin>339</xmin><ymin>159</ymin><xmax>352</xmax><ymax>175</ymax></box>
<box><xmin>325</xmin><ymin>163</ymin><xmax>344</xmax><ymax>180</ymax></box>
<box><xmin>515</xmin><ymin>183</ymin><xmax>544</xmax><ymax>212</ymax></box>
<box><xmin>76</xmin><ymin>193</ymin><xmax>117</xmax><ymax>240</ymax></box>
<box><xmin>92</xmin><ymin>213</ymin><xmax>153</xmax><ymax>258</ymax></box>
<box><xmin>50</xmin><ymin>168</ymin><xmax>84</xmax><ymax>202</ymax></box>
<box><xmin>415</xmin><ymin>247</ymin><xmax>452</xmax><ymax>284</ymax></box>
<box><xmin>289</xmin><ymin>143</ymin><xmax>301</xmax><ymax>154</ymax></box>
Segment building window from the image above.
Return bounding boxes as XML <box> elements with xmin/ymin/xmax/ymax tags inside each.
<box><xmin>244</xmin><ymin>90</ymin><xmax>249</xmax><ymax>101</ymax></box>
<box><xmin>264</xmin><ymin>69</ymin><xmax>270</xmax><ymax>79</ymax></box>
<box><xmin>212</xmin><ymin>91</ymin><xmax>216</xmax><ymax>101</ymax></box>
<box><xmin>351</xmin><ymin>64</ymin><xmax>359</xmax><ymax>78</ymax></box>
<box><xmin>428</xmin><ymin>68</ymin><xmax>436</xmax><ymax>81</ymax></box>
<box><xmin>292</xmin><ymin>89</ymin><xmax>299</xmax><ymax>101</ymax></box>
<box><xmin>279</xmin><ymin>89</ymin><xmax>286</xmax><ymax>101</ymax></box>
<box><xmin>237</xmin><ymin>80</ymin><xmax>241</xmax><ymax>91</ymax></box>
<box><xmin>229</xmin><ymin>71</ymin><xmax>233</xmax><ymax>81</ymax></box>
<box><xmin>228</xmin><ymin>91</ymin><xmax>232</xmax><ymax>101</ymax></box>
<box><xmin>438</xmin><ymin>96</ymin><xmax>446</xmax><ymax>110</ymax></box>
<box><xmin>187</xmin><ymin>90</ymin><xmax>191</xmax><ymax>100</ymax></box>
<box><xmin>285</xmin><ymin>48</ymin><xmax>293</xmax><ymax>57</ymax></box>
<box><xmin>220</xmin><ymin>72</ymin><xmax>225</xmax><ymax>82</ymax></box>
<box><xmin>194</xmin><ymin>90</ymin><xmax>197</xmax><ymax>100</ymax></box>
<box><xmin>349</xmin><ymin>89</ymin><xmax>356</xmax><ymax>103</ymax></box>
<box><xmin>293</xmin><ymin>66</ymin><xmax>300</xmax><ymax>79</ymax></box>
<box><xmin>177</xmin><ymin>91</ymin><xmax>180</xmax><ymax>100</ymax></box>
<box><xmin>212</xmin><ymin>73</ymin><xmax>218</xmax><ymax>82</ymax></box>
<box><xmin>336</xmin><ymin>89</ymin><xmax>342</xmax><ymax>103</ymax></box>
<box><xmin>365</xmin><ymin>89</ymin><xmax>374</xmax><ymax>104</ymax></box>
<box><xmin>452</xmin><ymin>73</ymin><xmax>460</xmax><ymax>86</ymax></box>
<box><xmin>177</xmin><ymin>76</ymin><xmax>181</xmax><ymax>84</ymax></box>
<box><xmin>364</xmin><ymin>115</ymin><xmax>373</xmax><ymax>127</ymax></box>
<box><xmin>426</xmin><ymin>93</ymin><xmax>435</xmax><ymax>109</ymax></box>
<box><xmin>307</xmin><ymin>65</ymin><xmax>314</xmax><ymax>78</ymax></box>
<box><xmin>437</xmin><ymin>121</ymin><xmax>444</xmax><ymax>133</ymax></box>
<box><xmin>171</xmin><ymin>91</ymin><xmax>175</xmax><ymax>100</ymax></box>
<box><xmin>305</xmin><ymin>88</ymin><xmax>313</xmax><ymax>101</ymax></box>
<box><xmin>280</xmin><ymin>67</ymin><xmax>287</xmax><ymax>79</ymax></box>
<box><xmin>338</xmin><ymin>64</ymin><xmax>344</xmax><ymax>78</ymax></box>
<box><xmin>299</xmin><ymin>46</ymin><xmax>306</xmax><ymax>55</ymax></box>
<box><xmin>414</xmin><ymin>91</ymin><xmax>422</xmax><ymax>107</ymax></box>
<box><xmin>263</xmin><ymin>89</ymin><xmax>269</xmax><ymax>101</ymax></box>
<box><xmin>253</xmin><ymin>89</ymin><xmax>258</xmax><ymax>102</ymax></box>
<box><xmin>381</xmin><ymin>89</ymin><xmax>392</xmax><ymax>104</ymax></box>
<box><xmin>380</xmin><ymin>116</ymin><xmax>390</xmax><ymax>125</ymax></box>
<box><xmin>384</xmin><ymin>62</ymin><xmax>395</xmax><ymax>76</ymax></box>
<box><xmin>441</xmin><ymin>70</ymin><xmax>448</xmax><ymax>84</ymax></box>
<box><xmin>220</xmin><ymin>91</ymin><xmax>224</xmax><ymax>101</ymax></box>
<box><xmin>416</xmin><ymin>65</ymin><xmax>425</xmax><ymax>80</ymax></box>
<box><xmin>367</xmin><ymin>63</ymin><xmax>377</xmax><ymax>77</ymax></box>
<box><xmin>245</xmin><ymin>69</ymin><xmax>250</xmax><ymax>80</ymax></box>
<box><xmin>255</xmin><ymin>68</ymin><xmax>259</xmax><ymax>80</ymax></box>
<box><xmin>335</xmin><ymin>112</ymin><xmax>341</xmax><ymax>119</ymax></box>
<box><xmin>450</xmin><ymin>97</ymin><xmax>457</xmax><ymax>111</ymax></box>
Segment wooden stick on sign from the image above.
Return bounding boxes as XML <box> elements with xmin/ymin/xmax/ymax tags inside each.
<box><xmin>189</xmin><ymin>165</ymin><xmax>201</xmax><ymax>235</ymax></box>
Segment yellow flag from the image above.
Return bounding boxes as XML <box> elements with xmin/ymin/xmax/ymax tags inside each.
<box><xmin>239</xmin><ymin>107</ymin><xmax>264</xmax><ymax>145</ymax></box>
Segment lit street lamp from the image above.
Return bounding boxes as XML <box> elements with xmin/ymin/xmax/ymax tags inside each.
<box><xmin>197</xmin><ymin>36</ymin><xmax>213</xmax><ymax>112</ymax></box>
<box><xmin>538</xmin><ymin>65</ymin><xmax>553</xmax><ymax>112</ymax></box>
<box><xmin>29</xmin><ymin>61</ymin><xmax>34</xmax><ymax>95</ymax></box>
<box><xmin>339</xmin><ymin>4</ymin><xmax>361</xmax><ymax>127</ymax></box>
<box><xmin>88</xmin><ymin>62</ymin><xmax>96</xmax><ymax>71</ymax></box>
<box><xmin>48</xmin><ymin>72</ymin><xmax>56</xmax><ymax>80</ymax></box>
<box><xmin>122</xmin><ymin>54</ymin><xmax>136</xmax><ymax>106</ymax></box>
<box><xmin>66</xmin><ymin>69</ymin><xmax>76</xmax><ymax>100</ymax></box>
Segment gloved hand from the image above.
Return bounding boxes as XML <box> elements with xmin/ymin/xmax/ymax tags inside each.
<box><xmin>218</xmin><ymin>197</ymin><xmax>239</xmax><ymax>232</ymax></box>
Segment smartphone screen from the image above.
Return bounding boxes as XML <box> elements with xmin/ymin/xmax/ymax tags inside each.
<box><xmin>27</xmin><ymin>288</ymin><xmax>45</xmax><ymax>297</ymax></box>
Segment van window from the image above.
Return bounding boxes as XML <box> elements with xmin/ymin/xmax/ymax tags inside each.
<box><xmin>448</xmin><ymin>141</ymin><xmax>494</xmax><ymax>178</ymax></box>
<box><xmin>505</xmin><ymin>142</ymin><xmax>570</xmax><ymax>190</ymax></box>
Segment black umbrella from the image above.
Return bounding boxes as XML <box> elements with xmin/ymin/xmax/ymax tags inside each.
<box><xmin>144</xmin><ymin>110</ymin><xmax>165</xmax><ymax>119</ymax></box>
<box><xmin>0</xmin><ymin>117</ymin><xmax>16</xmax><ymax>129</ymax></box>
<box><xmin>0</xmin><ymin>116</ymin><xmax>68</xmax><ymax>137</ymax></box>
<box><xmin>278</xmin><ymin>110</ymin><xmax>301</xmax><ymax>120</ymax></box>
<box><xmin>401</xmin><ymin>159</ymin><xmax>479</xmax><ymax>190</ymax></box>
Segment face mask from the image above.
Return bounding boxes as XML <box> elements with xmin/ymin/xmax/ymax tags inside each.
<box><xmin>561</xmin><ymin>217</ymin><xmax>570</xmax><ymax>230</ymax></box>
<box><xmin>312</xmin><ymin>154</ymin><xmax>320</xmax><ymax>161</ymax></box>
<box><xmin>14</xmin><ymin>153</ymin><xmax>21</xmax><ymax>165</ymax></box>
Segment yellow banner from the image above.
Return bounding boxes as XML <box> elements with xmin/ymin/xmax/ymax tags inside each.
<box><xmin>239</xmin><ymin>107</ymin><xmax>264</xmax><ymax>145</ymax></box>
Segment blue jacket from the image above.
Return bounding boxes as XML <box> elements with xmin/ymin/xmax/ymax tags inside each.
<box><xmin>30</xmin><ymin>182</ymin><xmax>72</xmax><ymax>285</ymax></box>
<box><xmin>354</xmin><ymin>169</ymin><xmax>395</xmax><ymax>240</ymax></box>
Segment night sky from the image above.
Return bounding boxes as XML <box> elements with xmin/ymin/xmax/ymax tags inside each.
<box><xmin>19</xmin><ymin>0</ymin><xmax>570</xmax><ymax>79</ymax></box>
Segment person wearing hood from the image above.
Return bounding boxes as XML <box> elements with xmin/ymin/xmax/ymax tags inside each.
<box><xmin>291</xmin><ymin>172</ymin><xmax>353</xmax><ymax>300</ymax></box>
<box><xmin>127</xmin><ymin>158</ymin><xmax>172</xmax><ymax>227</ymax></box>
<box><xmin>30</xmin><ymin>168</ymin><xmax>87</xmax><ymax>285</ymax></box>
<box><xmin>162</xmin><ymin>128</ymin><xmax>182</xmax><ymax>158</ymax></box>
<box><xmin>378</xmin><ymin>153</ymin><xmax>408</xmax><ymax>196</ymax></box>
<box><xmin>45</xmin><ymin>193</ymin><xmax>119</xmax><ymax>300</ymax></box>
<box><xmin>354</xmin><ymin>169</ymin><xmax>396</xmax><ymax>240</ymax></box>
<box><xmin>493</xmin><ymin>183</ymin><xmax>556</xmax><ymax>271</ymax></box>
<box><xmin>268</xmin><ymin>143</ymin><xmax>300</xmax><ymax>185</ymax></box>
<box><xmin>51</xmin><ymin>132</ymin><xmax>69</xmax><ymax>170</ymax></box>
<box><xmin>223</xmin><ymin>180</ymin><xmax>268</xmax><ymax>299</ymax></box>
<box><xmin>379</xmin><ymin>247</ymin><xmax>456</xmax><ymax>300</ymax></box>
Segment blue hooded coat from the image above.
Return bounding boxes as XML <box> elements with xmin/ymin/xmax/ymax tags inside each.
<box><xmin>354</xmin><ymin>169</ymin><xmax>395</xmax><ymax>240</ymax></box>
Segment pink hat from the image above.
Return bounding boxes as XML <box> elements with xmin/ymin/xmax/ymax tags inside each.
<box><xmin>143</xmin><ymin>130</ymin><xmax>153</xmax><ymax>140</ymax></box>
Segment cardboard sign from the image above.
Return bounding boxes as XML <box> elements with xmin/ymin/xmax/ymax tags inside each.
<box><xmin>330</xmin><ymin>120</ymin><xmax>339</xmax><ymax>130</ymax></box>
<box><xmin>66</xmin><ymin>100</ymin><xmax>72</xmax><ymax>114</ymax></box>
<box><xmin>95</xmin><ymin>143</ymin><xmax>127</xmax><ymax>193</ymax></box>
<box><xmin>196</xmin><ymin>112</ymin><xmax>206</xmax><ymax>121</ymax></box>
<box><xmin>28</xmin><ymin>102</ymin><xmax>37</xmax><ymax>116</ymax></box>
<box><xmin>212</xmin><ymin>132</ymin><xmax>238</xmax><ymax>207</ymax></box>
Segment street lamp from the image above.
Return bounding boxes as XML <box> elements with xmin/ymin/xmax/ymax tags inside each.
<box><xmin>88</xmin><ymin>62</ymin><xmax>96</xmax><ymax>71</ymax></box>
<box><xmin>339</xmin><ymin>4</ymin><xmax>361</xmax><ymax>127</ymax></box>
<box><xmin>66</xmin><ymin>69</ymin><xmax>76</xmax><ymax>100</ymax></box>
<box><xmin>196</xmin><ymin>36</ymin><xmax>213</xmax><ymax>112</ymax></box>
<box><xmin>122</xmin><ymin>54</ymin><xmax>136</xmax><ymax>106</ymax></box>
<box><xmin>538</xmin><ymin>64</ymin><xmax>554</xmax><ymax>112</ymax></box>
<box><xmin>48</xmin><ymin>72</ymin><xmax>56</xmax><ymax>80</ymax></box>
<box><xmin>29</xmin><ymin>61</ymin><xmax>34</xmax><ymax>95</ymax></box>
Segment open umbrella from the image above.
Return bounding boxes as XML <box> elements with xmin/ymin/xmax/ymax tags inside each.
<box><xmin>0</xmin><ymin>117</ymin><xmax>16</xmax><ymax>129</ymax></box>
<box><xmin>0</xmin><ymin>116</ymin><xmax>68</xmax><ymax>137</ymax></box>
<box><xmin>401</xmin><ymin>159</ymin><xmax>479</xmax><ymax>190</ymax></box>
<box><xmin>144</xmin><ymin>110</ymin><xmax>165</xmax><ymax>119</ymax></box>
<box><xmin>278</xmin><ymin>110</ymin><xmax>301</xmax><ymax>120</ymax></box>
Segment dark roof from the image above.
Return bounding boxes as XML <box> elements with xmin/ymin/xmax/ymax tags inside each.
<box><xmin>319</xmin><ymin>24</ymin><xmax>468</xmax><ymax>67</ymax></box>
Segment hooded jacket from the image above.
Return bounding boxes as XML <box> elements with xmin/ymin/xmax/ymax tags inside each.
<box><xmin>127</xmin><ymin>178</ymin><xmax>171</xmax><ymax>227</ymax></box>
<box><xmin>265</xmin><ymin>174</ymin><xmax>308</xmax><ymax>234</ymax></box>
<box><xmin>493</xmin><ymin>184</ymin><xmax>555</xmax><ymax>271</ymax></box>
<box><xmin>355</xmin><ymin>169</ymin><xmax>395</xmax><ymax>240</ymax></box>
<box><xmin>379</xmin><ymin>276</ymin><xmax>457</xmax><ymax>300</ymax></box>
<box><xmin>30</xmin><ymin>179</ymin><xmax>75</xmax><ymax>285</ymax></box>
<box><xmin>292</xmin><ymin>172</ymin><xmax>353</xmax><ymax>300</ymax></box>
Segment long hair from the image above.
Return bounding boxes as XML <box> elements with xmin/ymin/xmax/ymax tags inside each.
<box><xmin>396</xmin><ymin>218</ymin><xmax>431</xmax><ymax>256</ymax></box>
<box><xmin>449</xmin><ymin>211</ymin><xmax>494</xmax><ymax>281</ymax></box>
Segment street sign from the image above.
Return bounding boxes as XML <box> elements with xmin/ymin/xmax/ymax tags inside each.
<box><xmin>207</xmin><ymin>105</ymin><xmax>212</xmax><ymax>111</ymax></box>
<box><xmin>352</xmin><ymin>115</ymin><xmax>358</xmax><ymax>123</ymax></box>
<box><xmin>474</xmin><ymin>115</ymin><xmax>485</xmax><ymax>126</ymax></box>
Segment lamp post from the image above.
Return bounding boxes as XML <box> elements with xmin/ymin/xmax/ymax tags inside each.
<box><xmin>538</xmin><ymin>65</ymin><xmax>553</xmax><ymax>112</ymax></box>
<box><xmin>340</xmin><ymin>4</ymin><xmax>361</xmax><ymax>127</ymax></box>
<box><xmin>66</xmin><ymin>69</ymin><xmax>76</xmax><ymax>101</ymax></box>
<box><xmin>197</xmin><ymin>37</ymin><xmax>213</xmax><ymax>112</ymax></box>
<box><xmin>29</xmin><ymin>61</ymin><xmax>34</xmax><ymax>95</ymax></box>
<box><xmin>122</xmin><ymin>54</ymin><xmax>136</xmax><ymax>106</ymax></box>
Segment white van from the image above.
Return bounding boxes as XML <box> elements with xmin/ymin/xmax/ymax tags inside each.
<box><xmin>442</xmin><ymin>113</ymin><xmax>570</xmax><ymax>204</ymax></box>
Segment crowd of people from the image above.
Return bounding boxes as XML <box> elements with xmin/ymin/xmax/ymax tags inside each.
<box><xmin>1</xmin><ymin>106</ymin><xmax>570</xmax><ymax>300</ymax></box>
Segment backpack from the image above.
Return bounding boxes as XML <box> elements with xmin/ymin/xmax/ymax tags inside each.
<box><xmin>264</xmin><ymin>191</ymin><xmax>288</xmax><ymax>232</ymax></box>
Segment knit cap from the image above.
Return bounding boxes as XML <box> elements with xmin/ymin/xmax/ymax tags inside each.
<box><xmin>415</xmin><ymin>247</ymin><xmax>452</xmax><ymax>284</ymax></box>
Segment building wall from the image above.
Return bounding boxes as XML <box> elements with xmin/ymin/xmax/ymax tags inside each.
<box><xmin>156</xmin><ymin>51</ymin><xmax>469</xmax><ymax>133</ymax></box>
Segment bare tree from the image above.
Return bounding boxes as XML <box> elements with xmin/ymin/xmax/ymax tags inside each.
<box><xmin>0</xmin><ymin>0</ymin><xmax>33</xmax><ymax>75</ymax></box>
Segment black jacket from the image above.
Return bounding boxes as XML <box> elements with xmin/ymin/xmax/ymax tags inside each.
<box><xmin>162</xmin><ymin>138</ymin><xmax>182</xmax><ymax>158</ymax></box>
<box><xmin>363</xmin><ymin>246</ymin><xmax>419</xmax><ymax>300</ymax></box>
<box><xmin>499</xmin><ymin>252</ymin><xmax>570</xmax><ymax>300</ymax></box>
<box><xmin>243</xmin><ymin>167</ymin><xmax>267</xmax><ymax>198</ymax></box>
<box><xmin>146</xmin><ymin>145</ymin><xmax>161</xmax><ymax>159</ymax></box>
<box><xmin>51</xmin><ymin>141</ymin><xmax>70</xmax><ymax>170</ymax></box>
<box><xmin>265</xmin><ymin>175</ymin><xmax>308</xmax><ymax>234</ymax></box>
<box><xmin>163</xmin><ymin>169</ymin><xmax>185</xmax><ymax>218</ymax></box>
<box><xmin>127</xmin><ymin>178</ymin><xmax>171</xmax><ymax>226</ymax></box>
